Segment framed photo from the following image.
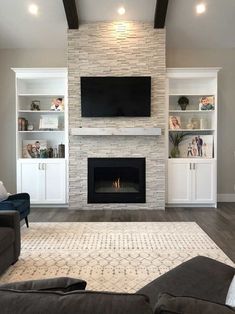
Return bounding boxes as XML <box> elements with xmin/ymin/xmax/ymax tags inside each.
<box><xmin>179</xmin><ymin>135</ymin><xmax>213</xmax><ymax>158</ymax></box>
<box><xmin>51</xmin><ymin>98</ymin><xmax>64</xmax><ymax>111</ymax></box>
<box><xmin>169</xmin><ymin>116</ymin><xmax>181</xmax><ymax>130</ymax></box>
<box><xmin>39</xmin><ymin>115</ymin><xmax>59</xmax><ymax>130</ymax></box>
<box><xmin>23</xmin><ymin>140</ymin><xmax>47</xmax><ymax>158</ymax></box>
<box><xmin>199</xmin><ymin>96</ymin><xmax>214</xmax><ymax>111</ymax></box>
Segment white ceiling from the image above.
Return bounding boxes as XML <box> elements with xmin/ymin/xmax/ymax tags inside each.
<box><xmin>0</xmin><ymin>0</ymin><xmax>234</xmax><ymax>49</ymax></box>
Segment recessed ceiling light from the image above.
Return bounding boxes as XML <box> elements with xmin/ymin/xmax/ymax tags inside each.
<box><xmin>196</xmin><ymin>3</ymin><xmax>206</xmax><ymax>14</ymax></box>
<box><xmin>28</xmin><ymin>4</ymin><xmax>39</xmax><ymax>15</ymax></box>
<box><xmin>118</xmin><ymin>6</ymin><xmax>126</xmax><ymax>15</ymax></box>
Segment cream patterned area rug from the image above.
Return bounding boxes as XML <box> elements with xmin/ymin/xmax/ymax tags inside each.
<box><xmin>0</xmin><ymin>222</ymin><xmax>234</xmax><ymax>292</ymax></box>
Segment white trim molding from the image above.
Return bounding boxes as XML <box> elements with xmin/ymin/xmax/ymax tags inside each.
<box><xmin>217</xmin><ymin>194</ymin><xmax>235</xmax><ymax>202</ymax></box>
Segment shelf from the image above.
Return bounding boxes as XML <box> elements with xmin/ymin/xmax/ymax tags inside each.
<box><xmin>168</xmin><ymin>157</ymin><xmax>216</xmax><ymax>163</ymax></box>
<box><xmin>169</xmin><ymin>129</ymin><xmax>215</xmax><ymax>132</ymax></box>
<box><xmin>168</xmin><ymin>158</ymin><xmax>216</xmax><ymax>161</ymax></box>
<box><xmin>18</xmin><ymin>110</ymin><xmax>64</xmax><ymax>113</ymax></box>
<box><xmin>18</xmin><ymin>130</ymin><xmax>64</xmax><ymax>133</ymax></box>
<box><xmin>169</xmin><ymin>110</ymin><xmax>215</xmax><ymax>113</ymax></box>
<box><xmin>18</xmin><ymin>94</ymin><xmax>65</xmax><ymax>97</ymax></box>
<box><xmin>169</xmin><ymin>93</ymin><xmax>215</xmax><ymax>96</ymax></box>
<box><xmin>18</xmin><ymin>158</ymin><xmax>66</xmax><ymax>161</ymax></box>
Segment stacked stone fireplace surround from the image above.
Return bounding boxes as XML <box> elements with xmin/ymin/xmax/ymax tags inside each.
<box><xmin>68</xmin><ymin>22</ymin><xmax>166</xmax><ymax>210</ymax></box>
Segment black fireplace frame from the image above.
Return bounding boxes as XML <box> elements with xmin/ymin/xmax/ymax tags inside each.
<box><xmin>88</xmin><ymin>158</ymin><xmax>146</xmax><ymax>203</ymax></box>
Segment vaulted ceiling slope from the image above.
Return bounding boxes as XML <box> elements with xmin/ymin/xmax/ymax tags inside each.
<box><xmin>76</xmin><ymin>0</ymin><xmax>156</xmax><ymax>23</ymax></box>
<box><xmin>166</xmin><ymin>0</ymin><xmax>235</xmax><ymax>48</ymax></box>
<box><xmin>0</xmin><ymin>0</ymin><xmax>234</xmax><ymax>49</ymax></box>
<box><xmin>65</xmin><ymin>0</ymin><xmax>168</xmax><ymax>30</ymax></box>
<box><xmin>0</xmin><ymin>0</ymin><xmax>67</xmax><ymax>49</ymax></box>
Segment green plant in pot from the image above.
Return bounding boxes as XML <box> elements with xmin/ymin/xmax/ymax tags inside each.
<box><xmin>169</xmin><ymin>132</ymin><xmax>191</xmax><ymax>158</ymax></box>
<box><xmin>178</xmin><ymin>96</ymin><xmax>189</xmax><ymax>111</ymax></box>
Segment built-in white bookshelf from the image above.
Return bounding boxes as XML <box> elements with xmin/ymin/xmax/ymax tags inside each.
<box><xmin>166</xmin><ymin>68</ymin><xmax>221</xmax><ymax>208</ymax></box>
<box><xmin>12</xmin><ymin>68</ymin><xmax>68</xmax><ymax>205</ymax></box>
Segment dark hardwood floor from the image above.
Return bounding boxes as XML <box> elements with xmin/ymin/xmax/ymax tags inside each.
<box><xmin>29</xmin><ymin>203</ymin><xmax>235</xmax><ymax>263</ymax></box>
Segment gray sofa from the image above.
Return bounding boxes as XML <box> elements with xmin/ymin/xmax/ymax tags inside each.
<box><xmin>0</xmin><ymin>211</ymin><xmax>21</xmax><ymax>275</ymax></box>
<box><xmin>0</xmin><ymin>256</ymin><xmax>234</xmax><ymax>314</ymax></box>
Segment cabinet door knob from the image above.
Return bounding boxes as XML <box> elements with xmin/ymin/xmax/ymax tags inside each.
<box><xmin>38</xmin><ymin>163</ymin><xmax>41</xmax><ymax>170</ymax></box>
<box><xmin>190</xmin><ymin>163</ymin><xmax>192</xmax><ymax>170</ymax></box>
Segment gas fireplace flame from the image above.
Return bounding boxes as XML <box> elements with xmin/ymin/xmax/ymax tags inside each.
<box><xmin>113</xmin><ymin>177</ymin><xmax>121</xmax><ymax>189</ymax></box>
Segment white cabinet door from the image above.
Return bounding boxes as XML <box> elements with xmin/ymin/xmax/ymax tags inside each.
<box><xmin>193</xmin><ymin>161</ymin><xmax>216</xmax><ymax>203</ymax></box>
<box><xmin>17</xmin><ymin>160</ymin><xmax>67</xmax><ymax>204</ymax></box>
<box><xmin>17</xmin><ymin>161</ymin><xmax>44</xmax><ymax>203</ymax></box>
<box><xmin>44</xmin><ymin>160</ymin><xmax>66</xmax><ymax>204</ymax></box>
<box><xmin>167</xmin><ymin>160</ymin><xmax>216</xmax><ymax>205</ymax></box>
<box><xmin>168</xmin><ymin>161</ymin><xmax>191</xmax><ymax>203</ymax></box>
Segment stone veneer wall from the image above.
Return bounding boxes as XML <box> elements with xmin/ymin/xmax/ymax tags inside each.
<box><xmin>68</xmin><ymin>22</ymin><xmax>166</xmax><ymax>210</ymax></box>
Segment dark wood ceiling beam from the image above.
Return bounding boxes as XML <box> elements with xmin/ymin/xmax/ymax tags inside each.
<box><xmin>154</xmin><ymin>0</ymin><xmax>169</xmax><ymax>29</ymax></box>
<box><xmin>63</xmin><ymin>0</ymin><xmax>79</xmax><ymax>29</ymax></box>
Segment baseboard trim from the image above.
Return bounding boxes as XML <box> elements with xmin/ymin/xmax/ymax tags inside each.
<box><xmin>166</xmin><ymin>204</ymin><xmax>216</xmax><ymax>208</ymax></box>
<box><xmin>31</xmin><ymin>204</ymin><xmax>69</xmax><ymax>208</ymax></box>
<box><xmin>217</xmin><ymin>194</ymin><xmax>235</xmax><ymax>202</ymax></box>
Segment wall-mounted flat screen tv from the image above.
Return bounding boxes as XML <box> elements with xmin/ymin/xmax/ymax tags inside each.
<box><xmin>81</xmin><ymin>76</ymin><xmax>151</xmax><ymax>117</ymax></box>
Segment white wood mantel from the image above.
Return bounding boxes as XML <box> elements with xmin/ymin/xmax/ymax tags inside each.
<box><xmin>70</xmin><ymin>127</ymin><xmax>162</xmax><ymax>136</ymax></box>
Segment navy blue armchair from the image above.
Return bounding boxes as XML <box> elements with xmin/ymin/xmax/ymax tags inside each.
<box><xmin>0</xmin><ymin>193</ymin><xmax>30</xmax><ymax>227</ymax></box>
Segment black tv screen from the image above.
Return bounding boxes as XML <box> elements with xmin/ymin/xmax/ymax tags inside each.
<box><xmin>81</xmin><ymin>76</ymin><xmax>151</xmax><ymax>117</ymax></box>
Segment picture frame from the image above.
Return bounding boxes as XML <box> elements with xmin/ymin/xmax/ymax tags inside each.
<box><xmin>169</xmin><ymin>116</ymin><xmax>182</xmax><ymax>130</ymax></box>
<box><xmin>199</xmin><ymin>96</ymin><xmax>215</xmax><ymax>111</ymax></box>
<box><xmin>39</xmin><ymin>115</ymin><xmax>59</xmax><ymax>130</ymax></box>
<box><xmin>179</xmin><ymin>135</ymin><xmax>213</xmax><ymax>158</ymax></box>
<box><xmin>51</xmin><ymin>98</ymin><xmax>64</xmax><ymax>111</ymax></box>
<box><xmin>23</xmin><ymin>140</ymin><xmax>47</xmax><ymax>158</ymax></box>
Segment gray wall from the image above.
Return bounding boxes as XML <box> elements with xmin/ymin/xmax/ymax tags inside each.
<box><xmin>0</xmin><ymin>46</ymin><xmax>234</xmax><ymax>197</ymax></box>
<box><xmin>0</xmin><ymin>49</ymin><xmax>66</xmax><ymax>193</ymax></box>
<box><xmin>167</xmin><ymin>48</ymin><xmax>235</xmax><ymax>195</ymax></box>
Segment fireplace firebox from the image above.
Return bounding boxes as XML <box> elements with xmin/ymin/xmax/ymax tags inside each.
<box><xmin>88</xmin><ymin>158</ymin><xmax>146</xmax><ymax>203</ymax></box>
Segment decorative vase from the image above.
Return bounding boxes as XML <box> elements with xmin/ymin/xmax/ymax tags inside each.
<box><xmin>178</xmin><ymin>96</ymin><xmax>189</xmax><ymax>111</ymax></box>
<box><xmin>179</xmin><ymin>103</ymin><xmax>187</xmax><ymax>111</ymax></box>
<box><xmin>171</xmin><ymin>146</ymin><xmax>180</xmax><ymax>158</ymax></box>
<box><xmin>40</xmin><ymin>149</ymin><xmax>48</xmax><ymax>158</ymax></box>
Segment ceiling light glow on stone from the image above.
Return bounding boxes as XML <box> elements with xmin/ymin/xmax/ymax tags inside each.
<box><xmin>28</xmin><ymin>4</ymin><xmax>39</xmax><ymax>15</ymax></box>
<box><xmin>116</xmin><ymin>22</ymin><xmax>127</xmax><ymax>33</ymax></box>
<box><xmin>118</xmin><ymin>7</ymin><xmax>126</xmax><ymax>15</ymax></box>
<box><xmin>196</xmin><ymin>3</ymin><xmax>206</xmax><ymax>14</ymax></box>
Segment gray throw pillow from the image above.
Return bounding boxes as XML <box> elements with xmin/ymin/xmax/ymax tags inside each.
<box><xmin>0</xmin><ymin>277</ymin><xmax>87</xmax><ymax>292</ymax></box>
<box><xmin>0</xmin><ymin>290</ymin><xmax>153</xmax><ymax>314</ymax></box>
<box><xmin>154</xmin><ymin>293</ymin><xmax>235</xmax><ymax>314</ymax></box>
<box><xmin>0</xmin><ymin>181</ymin><xmax>9</xmax><ymax>201</ymax></box>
